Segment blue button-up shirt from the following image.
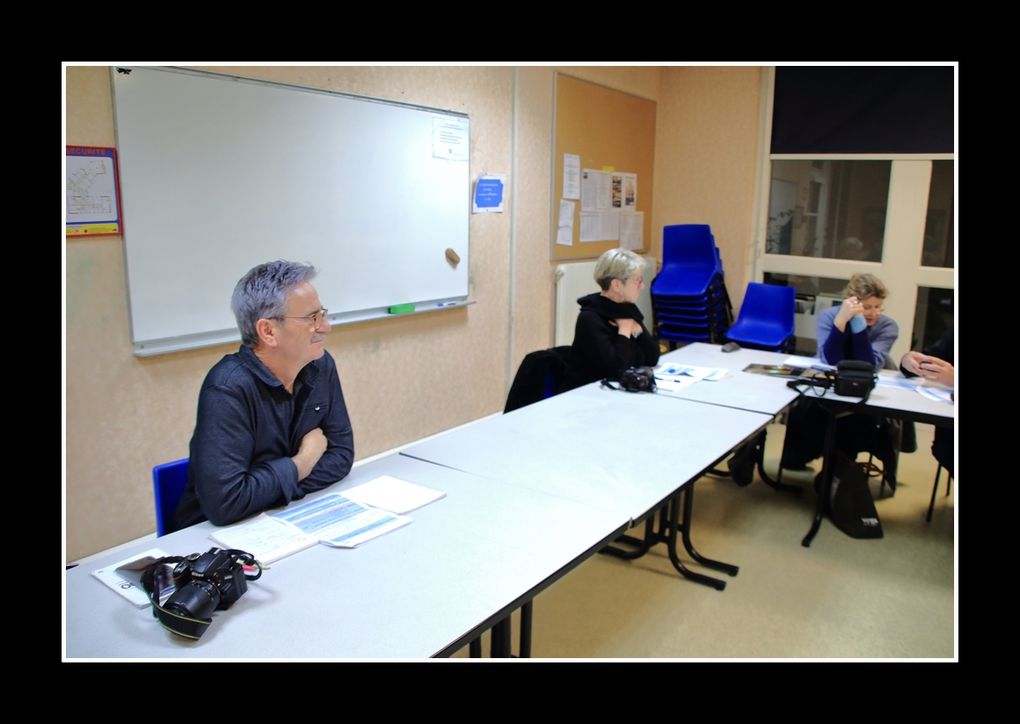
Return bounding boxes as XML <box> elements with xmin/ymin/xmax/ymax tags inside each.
<box><xmin>174</xmin><ymin>345</ymin><xmax>355</xmax><ymax>530</ymax></box>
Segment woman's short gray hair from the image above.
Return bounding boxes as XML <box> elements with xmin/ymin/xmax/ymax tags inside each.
<box><xmin>594</xmin><ymin>249</ymin><xmax>646</xmax><ymax>291</ymax></box>
<box><xmin>231</xmin><ymin>260</ymin><xmax>318</xmax><ymax>347</ymax></box>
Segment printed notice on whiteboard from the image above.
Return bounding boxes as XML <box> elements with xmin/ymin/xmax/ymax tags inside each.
<box><xmin>433</xmin><ymin>117</ymin><xmax>469</xmax><ymax>161</ymax></box>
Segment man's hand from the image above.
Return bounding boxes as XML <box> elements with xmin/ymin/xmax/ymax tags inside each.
<box><xmin>292</xmin><ymin>427</ymin><xmax>328</xmax><ymax>481</ymax></box>
<box><xmin>903</xmin><ymin>350</ymin><xmax>954</xmax><ymax>387</ymax></box>
<box><xmin>918</xmin><ymin>355</ymin><xmax>954</xmax><ymax>387</ymax></box>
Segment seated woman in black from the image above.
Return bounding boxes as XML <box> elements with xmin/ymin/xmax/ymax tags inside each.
<box><xmin>562</xmin><ymin>248</ymin><xmax>660</xmax><ymax>390</ymax></box>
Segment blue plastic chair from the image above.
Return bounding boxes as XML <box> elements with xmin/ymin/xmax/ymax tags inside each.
<box><xmin>153</xmin><ymin>458</ymin><xmax>189</xmax><ymax>537</ymax></box>
<box><xmin>724</xmin><ymin>282</ymin><xmax>795</xmax><ymax>351</ymax></box>
<box><xmin>651</xmin><ymin>225</ymin><xmax>721</xmax><ymax>298</ymax></box>
<box><xmin>651</xmin><ymin>225</ymin><xmax>733</xmax><ymax>345</ymax></box>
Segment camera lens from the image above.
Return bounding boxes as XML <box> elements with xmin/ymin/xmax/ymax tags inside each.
<box><xmin>164</xmin><ymin>579</ymin><xmax>220</xmax><ymax>620</ymax></box>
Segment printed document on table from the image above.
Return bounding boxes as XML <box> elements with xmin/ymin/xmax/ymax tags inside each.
<box><xmin>209</xmin><ymin>513</ymin><xmax>318</xmax><ymax>564</ymax></box>
<box><xmin>784</xmin><ymin>355</ymin><xmax>833</xmax><ymax>371</ymax></box>
<box><xmin>92</xmin><ymin>547</ymin><xmax>172</xmax><ymax>608</ymax></box>
<box><xmin>877</xmin><ymin>372</ymin><xmax>920</xmax><ymax>390</ymax></box>
<box><xmin>343</xmin><ymin>475</ymin><xmax>446</xmax><ymax>514</ymax></box>
<box><xmin>271</xmin><ymin>493</ymin><xmax>411</xmax><ymax>548</ymax></box>
<box><xmin>653</xmin><ymin>375</ymin><xmax>699</xmax><ymax>395</ymax></box>
<box><xmin>916</xmin><ymin>385</ymin><xmax>954</xmax><ymax>403</ymax></box>
<box><xmin>656</xmin><ymin>362</ymin><xmax>728</xmax><ymax>381</ymax></box>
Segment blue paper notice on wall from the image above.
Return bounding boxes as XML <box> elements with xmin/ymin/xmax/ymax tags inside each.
<box><xmin>473</xmin><ymin>175</ymin><xmax>506</xmax><ymax>213</ymax></box>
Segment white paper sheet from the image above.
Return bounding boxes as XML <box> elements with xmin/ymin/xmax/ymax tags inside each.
<box><xmin>343</xmin><ymin>475</ymin><xmax>446</xmax><ymax>514</ymax></box>
<box><xmin>563</xmin><ymin>153</ymin><xmax>581</xmax><ymax>199</ymax></box>
<box><xmin>557</xmin><ymin>199</ymin><xmax>575</xmax><ymax>246</ymax></box>
<box><xmin>209</xmin><ymin>513</ymin><xmax>318</xmax><ymax>564</ymax></box>
<box><xmin>620</xmin><ymin>212</ymin><xmax>643</xmax><ymax>250</ymax></box>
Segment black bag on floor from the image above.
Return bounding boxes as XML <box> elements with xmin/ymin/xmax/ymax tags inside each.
<box><xmin>828</xmin><ymin>453</ymin><xmax>883</xmax><ymax>539</ymax></box>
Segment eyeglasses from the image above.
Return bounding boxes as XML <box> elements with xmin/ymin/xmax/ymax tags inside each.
<box><xmin>275</xmin><ymin>307</ymin><xmax>329</xmax><ymax>328</ymax></box>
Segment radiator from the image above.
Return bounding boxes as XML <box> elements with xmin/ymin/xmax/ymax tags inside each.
<box><xmin>554</xmin><ymin>257</ymin><xmax>658</xmax><ymax>347</ymax></box>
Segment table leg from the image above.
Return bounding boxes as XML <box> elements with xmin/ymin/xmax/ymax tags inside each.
<box><xmin>520</xmin><ymin>601</ymin><xmax>532</xmax><ymax>658</ymax></box>
<box><xmin>665</xmin><ymin>492</ymin><xmax>727</xmax><ymax>591</ymax></box>
<box><xmin>490</xmin><ymin>617</ymin><xmax>512</xmax><ymax>657</ymax></box>
<box><xmin>802</xmin><ymin>405</ymin><xmax>840</xmax><ymax>547</ymax></box>
<box><xmin>601</xmin><ymin>516</ymin><xmax>654</xmax><ymax>560</ymax></box>
<box><xmin>754</xmin><ymin>429</ymin><xmax>803</xmax><ymax>495</ymax></box>
<box><xmin>679</xmin><ymin>483</ymin><xmax>739</xmax><ymax>576</ymax></box>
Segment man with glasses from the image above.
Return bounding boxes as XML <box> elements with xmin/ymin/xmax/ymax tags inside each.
<box><xmin>173</xmin><ymin>260</ymin><xmax>354</xmax><ymax>530</ymax></box>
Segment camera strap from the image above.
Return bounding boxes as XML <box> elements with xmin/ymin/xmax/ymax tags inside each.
<box><xmin>140</xmin><ymin>555</ymin><xmax>214</xmax><ymax>640</ymax></box>
<box><xmin>149</xmin><ymin>595</ymin><xmax>214</xmax><ymax>640</ymax></box>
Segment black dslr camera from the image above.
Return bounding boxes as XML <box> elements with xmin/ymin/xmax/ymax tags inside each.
<box><xmin>165</xmin><ymin>548</ymin><xmax>250</xmax><ymax>620</ymax></box>
<box><xmin>142</xmin><ymin>547</ymin><xmax>261</xmax><ymax>640</ymax></box>
<box><xmin>602</xmin><ymin>366</ymin><xmax>657</xmax><ymax>393</ymax></box>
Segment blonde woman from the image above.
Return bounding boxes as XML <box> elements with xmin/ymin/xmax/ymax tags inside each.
<box><xmin>782</xmin><ymin>273</ymin><xmax>901</xmax><ymax>480</ymax></box>
<box><xmin>816</xmin><ymin>273</ymin><xmax>898</xmax><ymax>369</ymax></box>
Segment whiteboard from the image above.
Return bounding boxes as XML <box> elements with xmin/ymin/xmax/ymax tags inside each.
<box><xmin>111</xmin><ymin>67</ymin><xmax>470</xmax><ymax>356</ymax></box>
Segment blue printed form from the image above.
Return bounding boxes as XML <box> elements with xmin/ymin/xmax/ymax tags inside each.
<box><xmin>271</xmin><ymin>493</ymin><xmax>411</xmax><ymax>548</ymax></box>
<box><xmin>473</xmin><ymin>175</ymin><xmax>506</xmax><ymax>213</ymax></box>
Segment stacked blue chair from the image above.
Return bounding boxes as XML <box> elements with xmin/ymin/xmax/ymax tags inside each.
<box><xmin>724</xmin><ymin>281</ymin><xmax>796</xmax><ymax>352</ymax></box>
<box><xmin>650</xmin><ymin>224</ymin><xmax>733</xmax><ymax>345</ymax></box>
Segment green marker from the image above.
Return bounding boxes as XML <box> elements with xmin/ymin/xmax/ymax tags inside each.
<box><xmin>387</xmin><ymin>303</ymin><xmax>415</xmax><ymax>314</ymax></box>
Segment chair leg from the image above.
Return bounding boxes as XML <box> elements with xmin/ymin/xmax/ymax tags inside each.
<box><xmin>926</xmin><ymin>464</ymin><xmax>943</xmax><ymax>523</ymax></box>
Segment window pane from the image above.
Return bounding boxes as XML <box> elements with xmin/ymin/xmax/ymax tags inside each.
<box><xmin>922</xmin><ymin>160</ymin><xmax>954</xmax><ymax>268</ymax></box>
<box><xmin>911</xmin><ymin>286</ymin><xmax>953</xmax><ymax>351</ymax></box>
<box><xmin>767</xmin><ymin>160</ymin><xmax>891</xmax><ymax>262</ymax></box>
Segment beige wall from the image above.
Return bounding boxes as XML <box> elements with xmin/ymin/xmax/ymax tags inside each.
<box><xmin>65</xmin><ymin>65</ymin><xmax>764</xmax><ymax>559</ymax></box>
<box><xmin>652</xmin><ymin>67</ymin><xmax>763</xmax><ymax>310</ymax></box>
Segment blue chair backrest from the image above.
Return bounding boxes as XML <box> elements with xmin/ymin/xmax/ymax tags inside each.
<box><xmin>662</xmin><ymin>224</ymin><xmax>718</xmax><ymax>273</ymax></box>
<box><xmin>740</xmin><ymin>282</ymin><xmax>795</xmax><ymax>331</ymax></box>
<box><xmin>153</xmin><ymin>458</ymin><xmax>189</xmax><ymax>537</ymax></box>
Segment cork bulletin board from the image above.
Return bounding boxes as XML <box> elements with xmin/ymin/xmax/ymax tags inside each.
<box><xmin>552</xmin><ymin>73</ymin><xmax>656</xmax><ymax>260</ymax></box>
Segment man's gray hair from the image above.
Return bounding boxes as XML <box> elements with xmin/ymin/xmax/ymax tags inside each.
<box><xmin>231</xmin><ymin>260</ymin><xmax>318</xmax><ymax>348</ymax></box>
